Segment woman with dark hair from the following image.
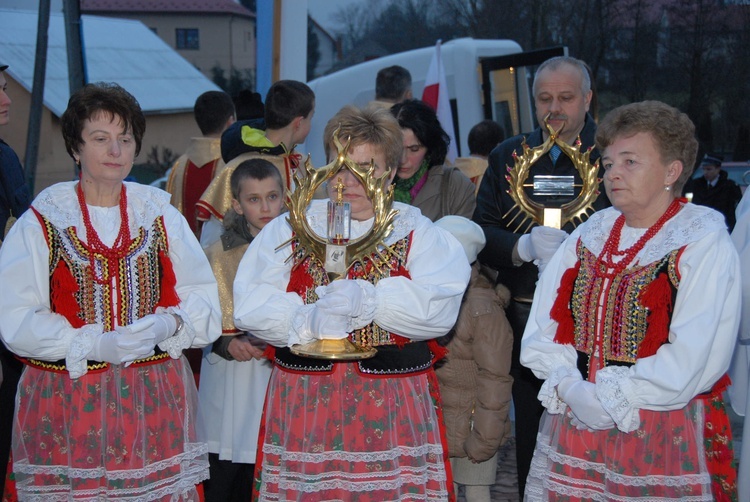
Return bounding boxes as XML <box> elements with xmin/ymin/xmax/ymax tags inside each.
<box><xmin>390</xmin><ymin>99</ymin><xmax>475</xmax><ymax>221</ymax></box>
<box><xmin>0</xmin><ymin>82</ymin><xmax>221</xmax><ymax>500</ymax></box>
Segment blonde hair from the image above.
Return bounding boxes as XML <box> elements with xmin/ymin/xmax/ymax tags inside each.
<box><xmin>323</xmin><ymin>104</ymin><xmax>403</xmax><ymax>170</ymax></box>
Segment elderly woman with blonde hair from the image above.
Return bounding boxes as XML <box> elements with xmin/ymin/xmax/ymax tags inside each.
<box><xmin>233</xmin><ymin>104</ymin><xmax>470</xmax><ymax>500</ymax></box>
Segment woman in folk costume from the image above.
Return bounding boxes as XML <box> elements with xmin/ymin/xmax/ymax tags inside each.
<box><xmin>520</xmin><ymin>100</ymin><xmax>739</xmax><ymax>501</ymax></box>
<box><xmin>233</xmin><ymin>104</ymin><xmax>471</xmax><ymax>501</ymax></box>
<box><xmin>728</xmin><ymin>189</ymin><xmax>750</xmax><ymax>502</ymax></box>
<box><xmin>0</xmin><ymin>82</ymin><xmax>221</xmax><ymax>501</ymax></box>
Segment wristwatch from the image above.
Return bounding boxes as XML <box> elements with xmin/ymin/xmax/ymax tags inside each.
<box><xmin>172</xmin><ymin>313</ymin><xmax>185</xmax><ymax>335</ymax></box>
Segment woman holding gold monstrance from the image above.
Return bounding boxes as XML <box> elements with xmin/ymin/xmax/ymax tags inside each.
<box><xmin>233</xmin><ymin>104</ymin><xmax>470</xmax><ymax>500</ymax></box>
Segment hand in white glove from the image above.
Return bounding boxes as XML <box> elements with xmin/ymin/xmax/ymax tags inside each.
<box><xmin>88</xmin><ymin>330</ymin><xmax>156</xmax><ymax>365</ymax></box>
<box><xmin>89</xmin><ymin>314</ymin><xmax>177</xmax><ymax>365</ymax></box>
<box><xmin>517</xmin><ymin>226</ymin><xmax>569</xmax><ymax>264</ymax></box>
<box><xmin>315</xmin><ymin>279</ymin><xmax>377</xmax><ymax>330</ymax></box>
<box><xmin>557</xmin><ymin>376</ymin><xmax>615</xmax><ymax>431</ymax></box>
<box><xmin>293</xmin><ymin>304</ymin><xmax>350</xmax><ymax>345</ymax></box>
<box><xmin>121</xmin><ymin>313</ymin><xmax>178</xmax><ymax>346</ymax></box>
<box><xmin>316</xmin><ymin>280</ymin><xmax>365</xmax><ymax>316</ymax></box>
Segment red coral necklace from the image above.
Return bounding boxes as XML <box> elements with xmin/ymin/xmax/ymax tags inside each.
<box><xmin>76</xmin><ymin>182</ymin><xmax>132</xmax><ymax>284</ymax></box>
<box><xmin>595</xmin><ymin>197</ymin><xmax>684</xmax><ymax>279</ymax></box>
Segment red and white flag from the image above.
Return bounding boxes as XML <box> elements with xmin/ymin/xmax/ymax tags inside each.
<box><xmin>421</xmin><ymin>40</ymin><xmax>457</xmax><ymax>164</ymax></box>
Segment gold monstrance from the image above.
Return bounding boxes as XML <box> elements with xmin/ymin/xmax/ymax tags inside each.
<box><xmin>504</xmin><ymin>114</ymin><xmax>601</xmax><ymax>231</ymax></box>
<box><xmin>281</xmin><ymin>131</ymin><xmax>399</xmax><ymax>360</ymax></box>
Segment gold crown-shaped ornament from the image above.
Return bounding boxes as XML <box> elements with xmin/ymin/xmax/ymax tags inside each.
<box><xmin>504</xmin><ymin>113</ymin><xmax>601</xmax><ymax>232</ymax></box>
<box><xmin>278</xmin><ymin>129</ymin><xmax>400</xmax><ymax>360</ymax></box>
<box><xmin>279</xmin><ymin>131</ymin><xmax>400</xmax><ymax>275</ymax></box>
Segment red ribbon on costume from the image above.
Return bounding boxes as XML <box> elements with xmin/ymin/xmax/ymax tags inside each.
<box><xmin>551</xmin><ymin>261</ymin><xmax>581</xmax><ymax>345</ymax></box>
<box><xmin>155</xmin><ymin>249</ymin><xmax>180</xmax><ymax>310</ymax></box>
<box><xmin>637</xmin><ymin>271</ymin><xmax>673</xmax><ymax>358</ymax></box>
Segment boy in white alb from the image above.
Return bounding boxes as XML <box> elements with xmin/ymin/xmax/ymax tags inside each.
<box><xmin>198</xmin><ymin>158</ymin><xmax>284</xmax><ymax>502</ymax></box>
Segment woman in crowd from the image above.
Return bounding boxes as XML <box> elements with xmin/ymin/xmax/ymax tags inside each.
<box><xmin>390</xmin><ymin>99</ymin><xmax>475</xmax><ymax>221</ymax></box>
<box><xmin>521</xmin><ymin>100</ymin><xmax>739</xmax><ymax>500</ymax></box>
<box><xmin>391</xmin><ymin>102</ymin><xmax>505</xmax><ymax>501</ymax></box>
<box><xmin>233</xmin><ymin>104</ymin><xmax>471</xmax><ymax>500</ymax></box>
<box><xmin>0</xmin><ymin>82</ymin><xmax>220</xmax><ymax>501</ymax></box>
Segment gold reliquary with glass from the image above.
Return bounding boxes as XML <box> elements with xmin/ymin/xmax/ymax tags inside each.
<box><xmin>504</xmin><ymin>113</ymin><xmax>601</xmax><ymax>231</ymax></box>
<box><xmin>278</xmin><ymin>132</ymin><xmax>399</xmax><ymax>360</ymax></box>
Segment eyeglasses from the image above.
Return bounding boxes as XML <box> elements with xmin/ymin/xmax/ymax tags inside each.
<box><xmin>403</xmin><ymin>144</ymin><xmax>424</xmax><ymax>154</ymax></box>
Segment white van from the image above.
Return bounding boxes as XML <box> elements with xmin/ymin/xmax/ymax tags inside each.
<box><xmin>300</xmin><ymin>38</ymin><xmax>566</xmax><ymax>166</ymax></box>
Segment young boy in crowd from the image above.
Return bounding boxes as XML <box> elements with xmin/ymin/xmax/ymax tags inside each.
<box><xmin>198</xmin><ymin>158</ymin><xmax>285</xmax><ymax>502</ymax></box>
<box><xmin>196</xmin><ymin>80</ymin><xmax>314</xmax><ymax>249</ymax></box>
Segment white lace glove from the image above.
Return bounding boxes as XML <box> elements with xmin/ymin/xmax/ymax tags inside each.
<box><xmin>88</xmin><ymin>329</ymin><xmax>156</xmax><ymax>365</ymax></box>
<box><xmin>517</xmin><ymin>226</ymin><xmax>569</xmax><ymax>265</ymax></box>
<box><xmin>121</xmin><ymin>313</ymin><xmax>178</xmax><ymax>346</ymax></box>
<box><xmin>291</xmin><ymin>304</ymin><xmax>349</xmax><ymax>346</ymax></box>
<box><xmin>557</xmin><ymin>376</ymin><xmax>615</xmax><ymax>431</ymax></box>
<box><xmin>315</xmin><ymin>279</ymin><xmax>377</xmax><ymax>331</ymax></box>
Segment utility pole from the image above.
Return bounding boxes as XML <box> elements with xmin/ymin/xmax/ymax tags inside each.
<box><xmin>24</xmin><ymin>0</ymin><xmax>51</xmax><ymax>194</ymax></box>
<box><xmin>64</xmin><ymin>0</ymin><xmax>87</xmax><ymax>178</ymax></box>
<box><xmin>64</xmin><ymin>0</ymin><xmax>86</xmax><ymax>95</ymax></box>
<box><xmin>256</xmin><ymin>0</ymin><xmax>307</xmax><ymax>96</ymax></box>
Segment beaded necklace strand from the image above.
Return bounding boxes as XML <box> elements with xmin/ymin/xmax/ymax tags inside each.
<box><xmin>76</xmin><ymin>182</ymin><xmax>133</xmax><ymax>284</ymax></box>
<box><xmin>595</xmin><ymin>197</ymin><xmax>684</xmax><ymax>279</ymax></box>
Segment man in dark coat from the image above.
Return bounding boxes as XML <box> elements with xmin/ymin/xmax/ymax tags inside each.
<box><xmin>0</xmin><ymin>63</ymin><xmax>30</xmax><ymax>240</ymax></box>
<box><xmin>690</xmin><ymin>153</ymin><xmax>742</xmax><ymax>231</ymax></box>
<box><xmin>473</xmin><ymin>56</ymin><xmax>610</xmax><ymax>498</ymax></box>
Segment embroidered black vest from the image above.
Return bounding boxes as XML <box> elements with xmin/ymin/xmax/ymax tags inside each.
<box><xmin>570</xmin><ymin>240</ymin><xmax>680</xmax><ymax>378</ymax></box>
<box><xmin>24</xmin><ymin>211</ymin><xmax>174</xmax><ymax>372</ymax></box>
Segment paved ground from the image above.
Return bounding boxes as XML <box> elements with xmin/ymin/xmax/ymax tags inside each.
<box><xmin>456</xmin><ymin>395</ymin><xmax>745</xmax><ymax>502</ymax></box>
<box><xmin>455</xmin><ymin>437</ymin><xmax>518</xmax><ymax>502</ymax></box>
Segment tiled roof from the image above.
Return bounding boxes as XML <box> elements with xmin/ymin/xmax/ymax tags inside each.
<box><xmin>0</xmin><ymin>8</ymin><xmax>221</xmax><ymax>116</ymax></box>
<box><xmin>80</xmin><ymin>0</ymin><xmax>254</xmax><ymax>18</ymax></box>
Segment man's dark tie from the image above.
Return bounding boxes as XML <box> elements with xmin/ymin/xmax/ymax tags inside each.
<box><xmin>549</xmin><ymin>144</ymin><xmax>562</xmax><ymax>165</ymax></box>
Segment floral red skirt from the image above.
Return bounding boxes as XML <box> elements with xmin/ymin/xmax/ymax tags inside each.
<box><xmin>526</xmin><ymin>393</ymin><xmax>737</xmax><ymax>501</ymax></box>
<box><xmin>253</xmin><ymin>363</ymin><xmax>453</xmax><ymax>501</ymax></box>
<box><xmin>5</xmin><ymin>357</ymin><xmax>208</xmax><ymax>501</ymax></box>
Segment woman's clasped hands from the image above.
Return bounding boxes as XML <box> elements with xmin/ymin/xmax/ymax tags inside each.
<box><xmin>89</xmin><ymin>313</ymin><xmax>178</xmax><ymax>364</ymax></box>
<box><xmin>556</xmin><ymin>375</ymin><xmax>615</xmax><ymax>431</ymax></box>
<box><xmin>292</xmin><ymin>279</ymin><xmax>378</xmax><ymax>345</ymax></box>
